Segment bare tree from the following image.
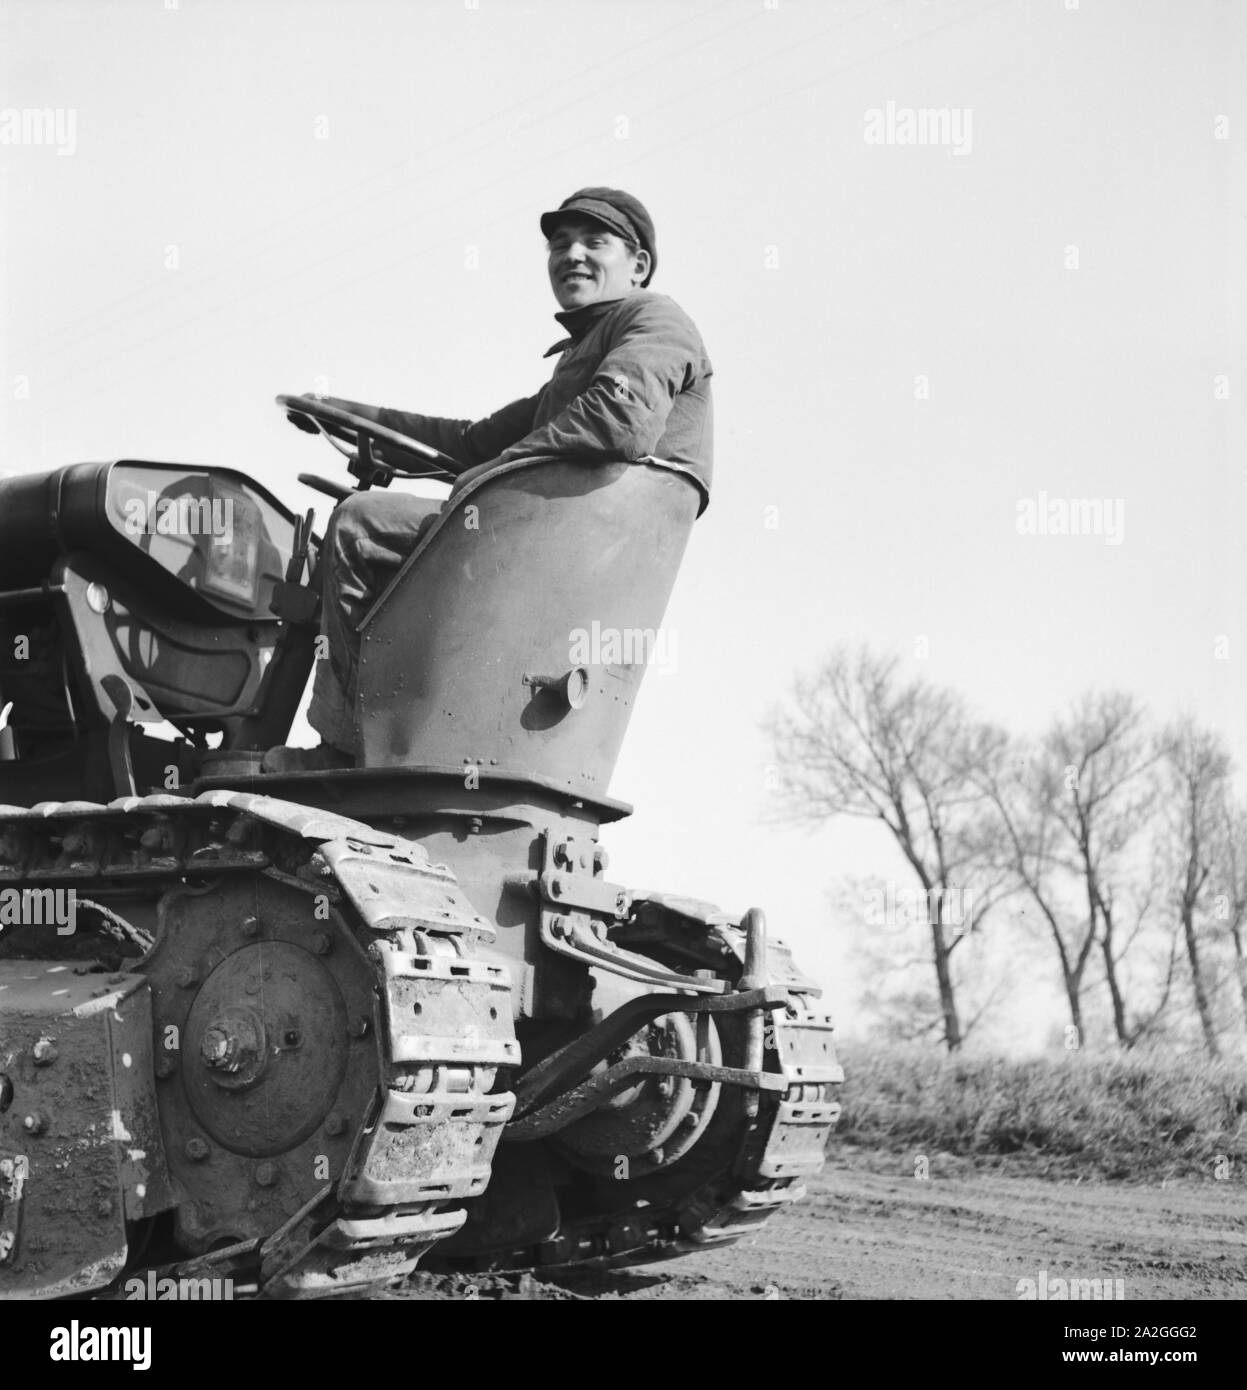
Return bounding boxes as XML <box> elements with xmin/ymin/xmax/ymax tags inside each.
<box><xmin>1158</xmin><ymin>718</ymin><xmax>1232</xmax><ymax>1059</ymax></box>
<box><xmin>765</xmin><ymin>646</ymin><xmax>1009</xmax><ymax>1052</ymax></box>
<box><xmin>832</xmin><ymin>874</ymin><xmax>1011</xmax><ymax>1046</ymax></box>
<box><xmin>1213</xmin><ymin>796</ymin><xmax>1247</xmax><ymax>1032</ymax></box>
<box><xmin>1043</xmin><ymin>692</ymin><xmax>1170</xmax><ymax>1048</ymax></box>
<box><xmin>974</xmin><ymin>735</ymin><xmax>1099</xmax><ymax>1039</ymax></box>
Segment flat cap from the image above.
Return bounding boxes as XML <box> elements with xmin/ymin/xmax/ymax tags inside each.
<box><xmin>540</xmin><ymin>187</ymin><xmax>656</xmax><ymax>287</ymax></box>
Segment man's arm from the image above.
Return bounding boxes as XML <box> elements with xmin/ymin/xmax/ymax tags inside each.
<box><xmin>316</xmin><ymin>394</ymin><xmax>544</xmax><ymax>472</ymax></box>
<box><xmin>493</xmin><ymin>297</ymin><xmax>708</xmax><ymax>468</ymax></box>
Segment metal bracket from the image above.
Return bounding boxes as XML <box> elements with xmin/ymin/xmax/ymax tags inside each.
<box><xmin>100</xmin><ymin>673</ymin><xmax>140</xmax><ymax>798</ymax></box>
<box><xmin>532</xmin><ymin>831</ymin><xmax>733</xmax><ymax>992</ymax></box>
<box><xmin>347</xmin><ymin>432</ymin><xmax>396</xmax><ymax>491</ymax></box>
<box><xmin>540</xmin><ymin>911</ymin><xmax>730</xmax><ymax>993</ymax></box>
<box><xmin>511</xmin><ymin>983</ymin><xmax>789</xmax><ymax>1121</ymax></box>
<box><xmin>537</xmin><ymin>867</ymin><xmax>629</xmax><ymax>917</ymax></box>
<box><xmin>530</xmin><ymin>831</ymin><xmax>632</xmax><ymax>918</ymax></box>
<box><xmin>507</xmin><ymin>1057</ymin><xmax>788</xmax><ymax>1142</ymax></box>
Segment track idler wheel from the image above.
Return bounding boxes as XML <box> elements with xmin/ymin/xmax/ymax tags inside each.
<box><xmin>555</xmin><ymin>1011</ymin><xmax>722</xmax><ymax>1178</ymax></box>
<box><xmin>144</xmin><ymin>875</ymin><xmax>379</xmax><ymax>1255</ymax></box>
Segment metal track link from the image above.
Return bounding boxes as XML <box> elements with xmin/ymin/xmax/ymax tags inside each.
<box><xmin>0</xmin><ymin>791</ymin><xmax>517</xmax><ymax>1299</ymax></box>
<box><xmin>437</xmin><ymin>996</ymin><xmax>843</xmax><ymax>1274</ymax></box>
<box><xmin>0</xmin><ymin>791</ymin><xmax>839</xmax><ymax>1286</ymax></box>
<box><xmin>592</xmin><ymin>998</ymin><xmax>841</xmax><ymax>1262</ymax></box>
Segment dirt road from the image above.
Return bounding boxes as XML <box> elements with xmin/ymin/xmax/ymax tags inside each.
<box><xmin>401</xmin><ymin>1149</ymin><xmax>1247</xmax><ymax>1300</ymax></box>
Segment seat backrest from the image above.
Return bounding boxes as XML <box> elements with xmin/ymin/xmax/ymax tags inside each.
<box><xmin>357</xmin><ymin>457</ymin><xmax>703</xmax><ymax>799</ymax></box>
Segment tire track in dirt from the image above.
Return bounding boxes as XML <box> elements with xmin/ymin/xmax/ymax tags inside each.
<box><xmin>456</xmin><ymin>1150</ymin><xmax>1245</xmax><ymax>1301</ymax></box>
<box><xmin>631</xmin><ymin>1152</ymin><xmax>1247</xmax><ymax>1300</ymax></box>
<box><xmin>389</xmin><ymin>1150</ymin><xmax>1247</xmax><ymax>1300</ymax></box>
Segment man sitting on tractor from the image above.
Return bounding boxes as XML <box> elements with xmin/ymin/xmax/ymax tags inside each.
<box><xmin>265</xmin><ymin>187</ymin><xmax>714</xmax><ymax>773</ymax></box>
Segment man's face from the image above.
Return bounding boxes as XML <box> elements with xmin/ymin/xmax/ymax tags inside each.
<box><xmin>547</xmin><ymin>216</ymin><xmax>648</xmax><ymax>310</ymax></box>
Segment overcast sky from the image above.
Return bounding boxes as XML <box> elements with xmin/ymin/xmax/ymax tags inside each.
<box><xmin>2</xmin><ymin>0</ymin><xmax>1243</xmax><ymax>1044</ymax></box>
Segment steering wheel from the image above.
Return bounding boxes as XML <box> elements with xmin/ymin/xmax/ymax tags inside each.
<box><xmin>276</xmin><ymin>393</ymin><xmax>461</xmax><ymax>498</ymax></box>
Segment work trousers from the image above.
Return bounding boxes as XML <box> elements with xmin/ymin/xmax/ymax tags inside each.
<box><xmin>307</xmin><ymin>490</ymin><xmax>441</xmax><ymax>754</ymax></box>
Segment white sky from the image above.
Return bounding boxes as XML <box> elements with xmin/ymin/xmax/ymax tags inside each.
<box><xmin>2</xmin><ymin>0</ymin><xmax>1244</xmax><ymax>1044</ymax></box>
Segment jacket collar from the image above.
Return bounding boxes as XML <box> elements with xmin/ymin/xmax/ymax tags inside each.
<box><xmin>543</xmin><ymin>297</ymin><xmax>626</xmax><ymax>358</ymax></box>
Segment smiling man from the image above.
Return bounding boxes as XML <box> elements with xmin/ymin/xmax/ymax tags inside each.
<box><xmin>266</xmin><ymin>187</ymin><xmax>714</xmax><ymax>771</ymax></box>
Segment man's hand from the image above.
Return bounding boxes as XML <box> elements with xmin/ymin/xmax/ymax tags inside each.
<box><xmin>286</xmin><ymin>394</ymin><xmax>383</xmax><ymax>437</ymax></box>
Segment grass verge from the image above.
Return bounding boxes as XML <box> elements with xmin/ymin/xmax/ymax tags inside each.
<box><xmin>831</xmin><ymin>1042</ymin><xmax>1247</xmax><ymax>1181</ymax></box>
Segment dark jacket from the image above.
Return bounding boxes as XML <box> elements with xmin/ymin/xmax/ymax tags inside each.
<box><xmin>365</xmin><ymin>291</ymin><xmax>713</xmax><ymax>502</ymax></box>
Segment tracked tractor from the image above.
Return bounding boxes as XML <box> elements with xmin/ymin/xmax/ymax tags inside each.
<box><xmin>0</xmin><ymin>398</ymin><xmax>841</xmax><ymax>1297</ymax></box>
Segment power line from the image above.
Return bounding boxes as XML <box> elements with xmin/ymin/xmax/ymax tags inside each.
<box><xmin>17</xmin><ymin>0</ymin><xmax>754</xmax><ymax>355</ymax></box>
<box><xmin>13</xmin><ymin>0</ymin><xmax>1017</xmax><ymax>411</ymax></box>
<box><xmin>21</xmin><ymin>0</ymin><xmax>894</xmax><ymax>401</ymax></box>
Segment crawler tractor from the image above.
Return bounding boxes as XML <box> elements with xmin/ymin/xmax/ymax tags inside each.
<box><xmin>0</xmin><ymin>398</ymin><xmax>841</xmax><ymax>1297</ymax></box>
